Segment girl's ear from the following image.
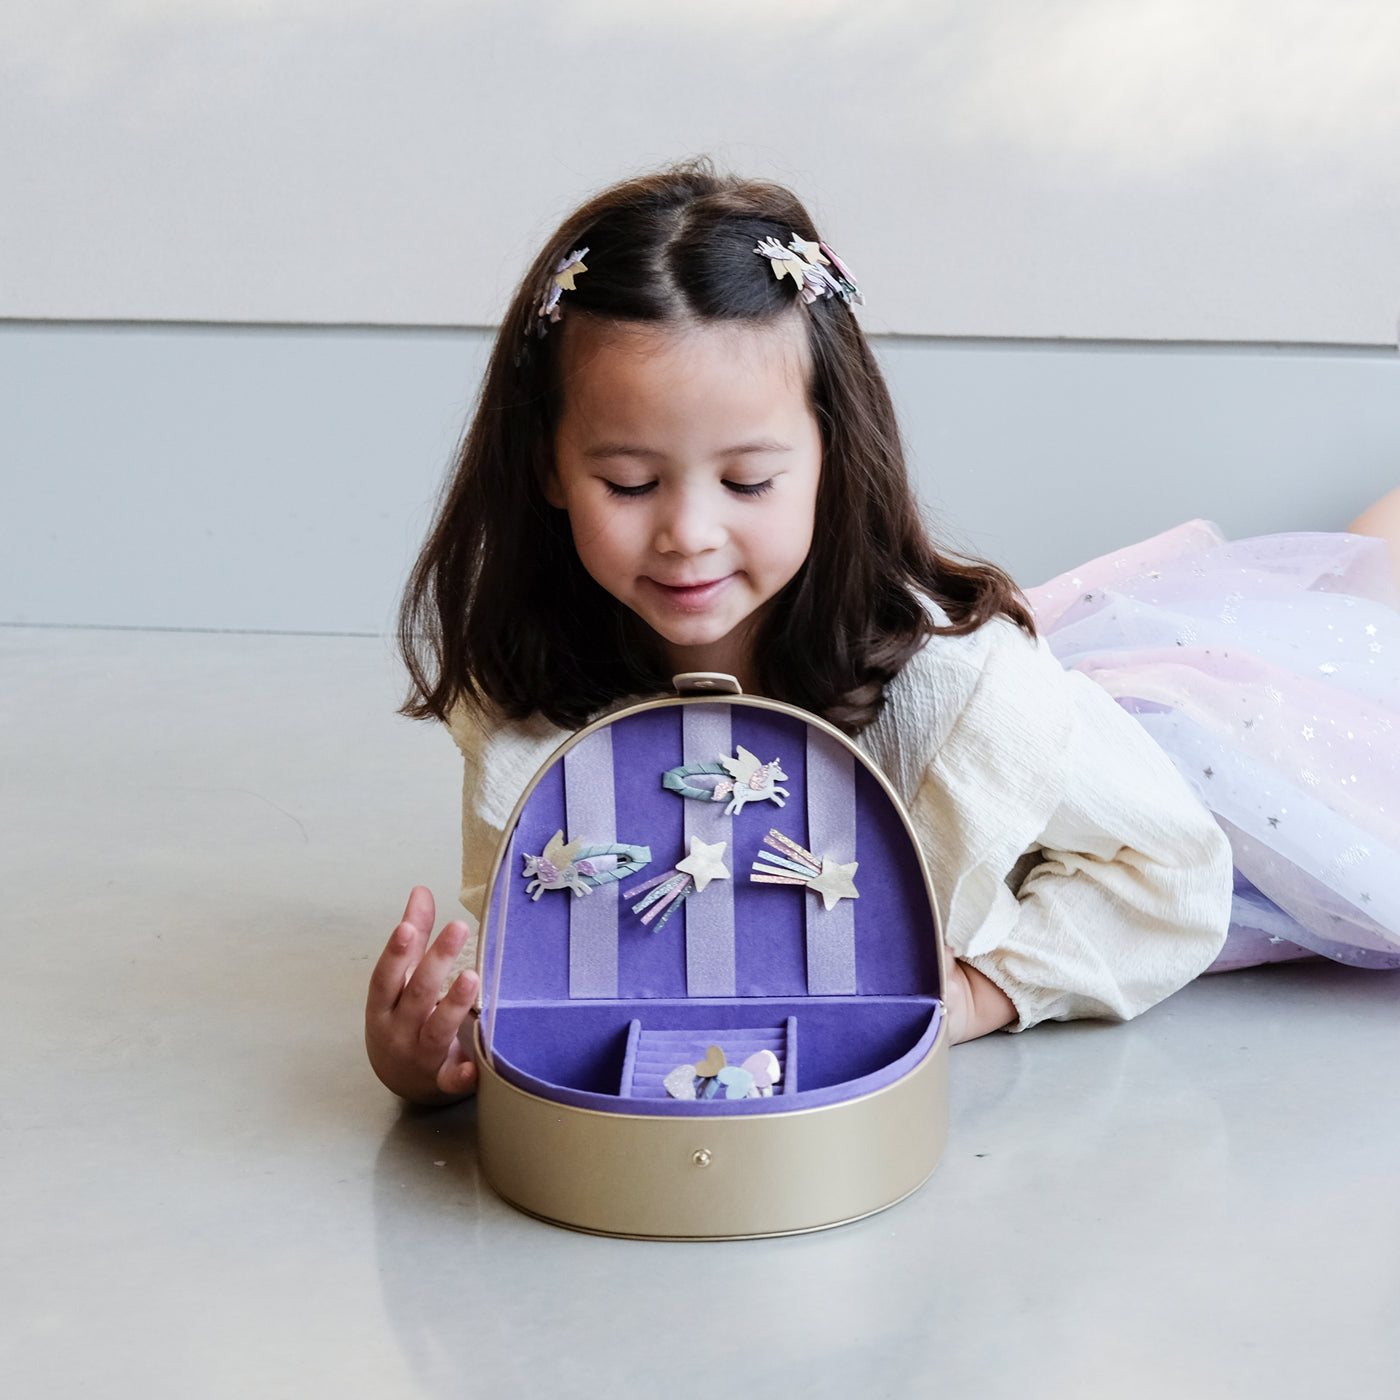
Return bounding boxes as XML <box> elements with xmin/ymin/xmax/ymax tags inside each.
<box><xmin>542</xmin><ymin>466</ymin><xmax>566</xmax><ymax>510</ymax></box>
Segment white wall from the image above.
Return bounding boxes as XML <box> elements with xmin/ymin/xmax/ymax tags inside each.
<box><xmin>4</xmin><ymin>0</ymin><xmax>1399</xmax><ymax>343</ymax></box>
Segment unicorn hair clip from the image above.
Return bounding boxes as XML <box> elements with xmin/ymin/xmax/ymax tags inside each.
<box><xmin>753</xmin><ymin>234</ymin><xmax>863</xmax><ymax>307</ymax></box>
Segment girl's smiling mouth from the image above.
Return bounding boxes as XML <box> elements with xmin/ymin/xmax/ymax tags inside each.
<box><xmin>643</xmin><ymin>575</ymin><xmax>736</xmax><ymax>611</ymax></box>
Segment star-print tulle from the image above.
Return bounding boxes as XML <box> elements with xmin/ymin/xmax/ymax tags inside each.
<box><xmin>1027</xmin><ymin>520</ymin><xmax>1400</xmax><ymax>971</ymax></box>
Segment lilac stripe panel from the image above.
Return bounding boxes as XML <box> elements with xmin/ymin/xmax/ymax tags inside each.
<box><xmin>683</xmin><ymin>705</ymin><xmax>736</xmax><ymax>996</ymax></box>
<box><xmin>564</xmin><ymin>729</ymin><xmax>618</xmax><ymax>998</ymax></box>
<box><xmin>805</xmin><ymin>728</ymin><xmax>858</xmax><ymax>994</ymax></box>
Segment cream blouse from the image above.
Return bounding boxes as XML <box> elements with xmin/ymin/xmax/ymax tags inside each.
<box><xmin>446</xmin><ymin>616</ymin><xmax>1234</xmax><ymax>1031</ymax></box>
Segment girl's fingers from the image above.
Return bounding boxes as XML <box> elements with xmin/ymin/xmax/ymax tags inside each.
<box><xmin>401</xmin><ymin>885</ymin><xmax>437</xmax><ymax>939</ymax></box>
<box><xmin>437</xmin><ymin>1043</ymin><xmax>479</xmax><ymax>1098</ymax></box>
<box><xmin>397</xmin><ymin>919</ymin><xmax>471</xmax><ymax>1017</ymax></box>
<box><xmin>366</xmin><ymin>917</ymin><xmax>430</xmax><ymax>1016</ymax></box>
<box><xmin>420</xmin><ymin>969</ymin><xmax>479</xmax><ymax>1057</ymax></box>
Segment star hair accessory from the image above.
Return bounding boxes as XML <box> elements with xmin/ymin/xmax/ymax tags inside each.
<box><xmin>751</xmin><ymin>828</ymin><xmax>859</xmax><ymax>911</ymax></box>
<box><xmin>753</xmin><ymin>234</ymin><xmax>863</xmax><ymax>307</ymax></box>
<box><xmin>623</xmin><ymin>835</ymin><xmax>730</xmax><ymax>932</ymax></box>
<box><xmin>534</xmin><ymin>247</ymin><xmax>589</xmax><ymax>335</ymax></box>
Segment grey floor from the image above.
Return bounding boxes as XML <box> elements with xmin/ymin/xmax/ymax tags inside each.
<box><xmin>5</xmin><ymin>625</ymin><xmax>1398</xmax><ymax>1399</ymax></box>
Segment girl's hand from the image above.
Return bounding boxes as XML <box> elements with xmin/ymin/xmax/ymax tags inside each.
<box><xmin>366</xmin><ymin>886</ymin><xmax>480</xmax><ymax>1106</ymax></box>
<box><xmin>944</xmin><ymin>957</ymin><xmax>1017</xmax><ymax>1043</ymax></box>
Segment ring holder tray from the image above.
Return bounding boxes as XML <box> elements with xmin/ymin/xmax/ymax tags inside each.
<box><xmin>467</xmin><ymin>675</ymin><xmax>949</xmax><ymax>1239</ymax></box>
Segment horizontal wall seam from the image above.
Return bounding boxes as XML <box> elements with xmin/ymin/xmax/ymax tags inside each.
<box><xmin>2</xmin><ymin>317</ymin><xmax>1397</xmax><ymax>357</ymax></box>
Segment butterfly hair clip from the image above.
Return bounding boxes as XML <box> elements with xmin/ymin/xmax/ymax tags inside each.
<box><xmin>662</xmin><ymin>745</ymin><xmax>788</xmax><ymax>817</ymax></box>
<box><xmin>521</xmin><ymin>830</ymin><xmax>651</xmax><ymax>900</ymax></box>
<box><xmin>663</xmin><ymin>1044</ymin><xmax>783</xmax><ymax>1101</ymax></box>
<box><xmin>751</xmin><ymin>829</ymin><xmax>859</xmax><ymax>910</ymax></box>
<box><xmin>622</xmin><ymin>835</ymin><xmax>729</xmax><ymax>932</ymax></box>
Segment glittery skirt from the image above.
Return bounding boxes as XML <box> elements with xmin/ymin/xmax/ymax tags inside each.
<box><xmin>1026</xmin><ymin>520</ymin><xmax>1400</xmax><ymax>971</ymax></box>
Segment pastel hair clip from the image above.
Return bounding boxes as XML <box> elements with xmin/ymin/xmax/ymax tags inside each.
<box><xmin>534</xmin><ymin>247</ymin><xmax>589</xmax><ymax>335</ymax></box>
<box><xmin>623</xmin><ymin>835</ymin><xmax>730</xmax><ymax>932</ymax></box>
<box><xmin>663</xmin><ymin>1044</ymin><xmax>783</xmax><ymax>1101</ymax></box>
<box><xmin>753</xmin><ymin>234</ymin><xmax>863</xmax><ymax>307</ymax></box>
<box><xmin>521</xmin><ymin>830</ymin><xmax>651</xmax><ymax>899</ymax></box>
<box><xmin>662</xmin><ymin>745</ymin><xmax>788</xmax><ymax>816</ymax></box>
<box><xmin>751</xmin><ymin>828</ymin><xmax>859</xmax><ymax>910</ymax></box>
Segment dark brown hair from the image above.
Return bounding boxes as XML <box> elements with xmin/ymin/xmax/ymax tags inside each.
<box><xmin>400</xmin><ymin>159</ymin><xmax>1033</xmax><ymax>734</ymax></box>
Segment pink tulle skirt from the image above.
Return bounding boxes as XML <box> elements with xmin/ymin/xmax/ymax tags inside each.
<box><xmin>1026</xmin><ymin>521</ymin><xmax>1400</xmax><ymax>972</ymax></box>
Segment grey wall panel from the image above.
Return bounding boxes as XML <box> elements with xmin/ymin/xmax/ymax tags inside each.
<box><xmin>2</xmin><ymin>323</ymin><xmax>491</xmax><ymax>633</ymax></box>
<box><xmin>4</xmin><ymin>323</ymin><xmax>1397</xmax><ymax>633</ymax></box>
<box><xmin>4</xmin><ymin>1</ymin><xmax>1399</xmax><ymax>343</ymax></box>
<box><xmin>882</xmin><ymin>340</ymin><xmax>1400</xmax><ymax>587</ymax></box>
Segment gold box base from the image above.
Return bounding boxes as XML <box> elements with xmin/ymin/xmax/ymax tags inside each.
<box><xmin>473</xmin><ymin>1019</ymin><xmax>948</xmax><ymax>1241</ymax></box>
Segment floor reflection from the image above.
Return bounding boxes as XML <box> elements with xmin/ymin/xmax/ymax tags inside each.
<box><xmin>369</xmin><ymin>1013</ymin><xmax>1239</xmax><ymax>1399</ymax></box>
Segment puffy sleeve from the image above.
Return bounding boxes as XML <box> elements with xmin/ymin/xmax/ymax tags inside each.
<box><xmin>901</xmin><ymin>621</ymin><xmax>1233</xmax><ymax>1030</ymax></box>
<box><xmin>445</xmin><ymin>701</ymin><xmax>570</xmax><ymax>934</ymax></box>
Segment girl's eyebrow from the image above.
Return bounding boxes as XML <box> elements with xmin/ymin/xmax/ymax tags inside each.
<box><xmin>581</xmin><ymin>439</ymin><xmax>793</xmax><ymax>459</ymax></box>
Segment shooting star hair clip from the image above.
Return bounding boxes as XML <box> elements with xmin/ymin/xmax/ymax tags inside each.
<box><xmin>521</xmin><ymin>830</ymin><xmax>650</xmax><ymax>900</ymax></box>
<box><xmin>753</xmin><ymin>234</ymin><xmax>863</xmax><ymax>306</ymax></box>
<box><xmin>662</xmin><ymin>745</ymin><xmax>788</xmax><ymax>817</ymax></box>
<box><xmin>534</xmin><ymin>246</ymin><xmax>589</xmax><ymax>334</ymax></box>
<box><xmin>751</xmin><ymin>829</ymin><xmax>859</xmax><ymax>911</ymax></box>
<box><xmin>623</xmin><ymin>836</ymin><xmax>729</xmax><ymax>932</ymax></box>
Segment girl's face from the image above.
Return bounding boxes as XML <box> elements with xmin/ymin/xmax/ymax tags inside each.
<box><xmin>549</xmin><ymin>315</ymin><xmax>822</xmax><ymax>688</ymax></box>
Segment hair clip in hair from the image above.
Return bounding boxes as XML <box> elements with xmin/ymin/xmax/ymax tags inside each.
<box><xmin>754</xmin><ymin>234</ymin><xmax>863</xmax><ymax>307</ymax></box>
<box><xmin>534</xmin><ymin>247</ymin><xmax>589</xmax><ymax>335</ymax></box>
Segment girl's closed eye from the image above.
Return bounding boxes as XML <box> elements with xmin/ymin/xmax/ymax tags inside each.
<box><xmin>603</xmin><ymin>479</ymin><xmax>657</xmax><ymax>499</ymax></box>
<box><xmin>725</xmin><ymin>478</ymin><xmax>774</xmax><ymax>497</ymax></box>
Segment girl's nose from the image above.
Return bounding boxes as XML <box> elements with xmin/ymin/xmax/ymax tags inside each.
<box><xmin>654</xmin><ymin>488</ymin><xmax>726</xmax><ymax>557</ymax></box>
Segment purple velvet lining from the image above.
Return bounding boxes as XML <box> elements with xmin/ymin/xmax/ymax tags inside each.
<box><xmin>564</xmin><ymin>728</ymin><xmax>619</xmax><ymax>998</ymax></box>
<box><xmin>682</xmin><ymin>705</ymin><xmax>735</xmax><ymax>996</ymax></box>
<box><xmin>482</xmin><ymin>705</ymin><xmax>941</xmax><ymax>1004</ymax></box>
<box><xmin>804</xmin><ymin>727</ymin><xmax>858</xmax><ymax>994</ymax></box>
<box><xmin>476</xmin><ymin>701</ymin><xmax>945</xmax><ymax>1107</ymax></box>
<box><xmin>486</xmin><ymin>997</ymin><xmax>942</xmax><ymax>1116</ymax></box>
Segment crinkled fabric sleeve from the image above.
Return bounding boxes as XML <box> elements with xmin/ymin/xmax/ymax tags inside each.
<box><xmin>444</xmin><ymin>702</ymin><xmax>571</xmax><ymax>943</ymax></box>
<box><xmin>907</xmin><ymin>623</ymin><xmax>1233</xmax><ymax>1030</ymax></box>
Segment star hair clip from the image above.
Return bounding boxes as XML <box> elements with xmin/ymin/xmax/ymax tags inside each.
<box><xmin>623</xmin><ymin>835</ymin><xmax>730</xmax><ymax>932</ymax></box>
<box><xmin>534</xmin><ymin>247</ymin><xmax>589</xmax><ymax>335</ymax></box>
<box><xmin>753</xmin><ymin>234</ymin><xmax>863</xmax><ymax>307</ymax></box>
<box><xmin>751</xmin><ymin>828</ymin><xmax>859</xmax><ymax>910</ymax></box>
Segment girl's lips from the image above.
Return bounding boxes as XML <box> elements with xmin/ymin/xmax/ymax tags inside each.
<box><xmin>643</xmin><ymin>574</ymin><xmax>735</xmax><ymax>612</ymax></box>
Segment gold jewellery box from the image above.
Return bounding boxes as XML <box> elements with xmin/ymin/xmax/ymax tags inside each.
<box><xmin>467</xmin><ymin>674</ymin><xmax>949</xmax><ymax>1239</ymax></box>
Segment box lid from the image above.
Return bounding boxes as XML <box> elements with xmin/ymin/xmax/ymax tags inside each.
<box><xmin>478</xmin><ymin>694</ymin><xmax>944</xmax><ymax>1018</ymax></box>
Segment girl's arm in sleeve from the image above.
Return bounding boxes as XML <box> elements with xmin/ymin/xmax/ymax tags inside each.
<box><xmin>913</xmin><ymin>626</ymin><xmax>1234</xmax><ymax>1033</ymax></box>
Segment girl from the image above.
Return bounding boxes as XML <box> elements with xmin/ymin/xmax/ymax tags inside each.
<box><xmin>366</xmin><ymin>163</ymin><xmax>1400</xmax><ymax>1106</ymax></box>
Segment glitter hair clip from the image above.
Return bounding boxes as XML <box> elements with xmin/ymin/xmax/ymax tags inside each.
<box><xmin>753</xmin><ymin>234</ymin><xmax>863</xmax><ymax>307</ymax></box>
<box><xmin>623</xmin><ymin>836</ymin><xmax>730</xmax><ymax>932</ymax></box>
<box><xmin>534</xmin><ymin>247</ymin><xmax>589</xmax><ymax>336</ymax></box>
